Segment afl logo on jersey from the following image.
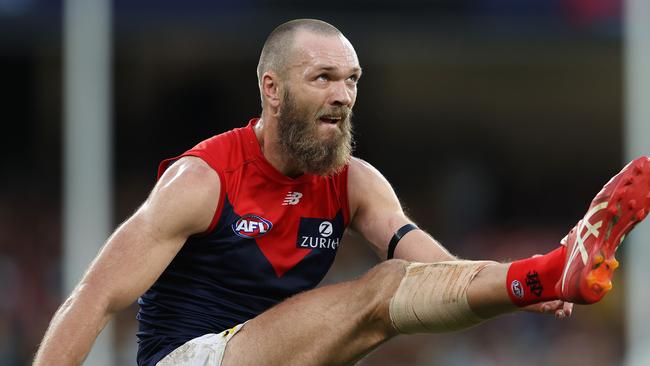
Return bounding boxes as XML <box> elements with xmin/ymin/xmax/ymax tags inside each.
<box><xmin>232</xmin><ymin>214</ymin><xmax>273</xmax><ymax>239</ymax></box>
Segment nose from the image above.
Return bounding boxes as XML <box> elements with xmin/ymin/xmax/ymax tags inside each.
<box><xmin>329</xmin><ymin>80</ymin><xmax>353</xmax><ymax>107</ymax></box>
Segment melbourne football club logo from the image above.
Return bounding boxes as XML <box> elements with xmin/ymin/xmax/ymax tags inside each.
<box><xmin>232</xmin><ymin>214</ymin><xmax>273</xmax><ymax>239</ymax></box>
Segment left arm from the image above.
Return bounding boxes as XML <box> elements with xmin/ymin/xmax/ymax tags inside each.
<box><xmin>347</xmin><ymin>157</ymin><xmax>573</xmax><ymax>316</ymax></box>
<box><xmin>347</xmin><ymin>157</ymin><xmax>454</xmax><ymax>262</ymax></box>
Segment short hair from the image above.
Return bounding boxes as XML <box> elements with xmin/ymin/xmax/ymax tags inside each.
<box><xmin>256</xmin><ymin>19</ymin><xmax>343</xmax><ymax>85</ymax></box>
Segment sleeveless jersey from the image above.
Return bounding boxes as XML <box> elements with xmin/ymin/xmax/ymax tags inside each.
<box><xmin>136</xmin><ymin>119</ymin><xmax>350</xmax><ymax>365</ymax></box>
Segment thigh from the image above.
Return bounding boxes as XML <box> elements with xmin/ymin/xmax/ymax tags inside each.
<box><xmin>221</xmin><ymin>261</ymin><xmax>405</xmax><ymax>366</ymax></box>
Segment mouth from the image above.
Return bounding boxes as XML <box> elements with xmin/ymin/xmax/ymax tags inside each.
<box><xmin>318</xmin><ymin>116</ymin><xmax>343</xmax><ymax>124</ymax></box>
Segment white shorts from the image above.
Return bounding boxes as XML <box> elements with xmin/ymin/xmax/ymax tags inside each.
<box><xmin>156</xmin><ymin>323</ymin><xmax>245</xmax><ymax>366</ymax></box>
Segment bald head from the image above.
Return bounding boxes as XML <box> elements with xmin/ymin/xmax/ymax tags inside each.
<box><xmin>255</xmin><ymin>19</ymin><xmax>359</xmax><ymax>175</ymax></box>
<box><xmin>257</xmin><ymin>19</ymin><xmax>344</xmax><ymax>85</ymax></box>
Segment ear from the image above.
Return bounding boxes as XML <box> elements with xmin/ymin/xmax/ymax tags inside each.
<box><xmin>261</xmin><ymin>71</ymin><xmax>281</xmax><ymax>110</ymax></box>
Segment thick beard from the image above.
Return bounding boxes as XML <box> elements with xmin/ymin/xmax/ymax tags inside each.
<box><xmin>277</xmin><ymin>89</ymin><xmax>354</xmax><ymax>176</ymax></box>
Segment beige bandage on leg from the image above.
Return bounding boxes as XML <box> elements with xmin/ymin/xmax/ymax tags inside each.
<box><xmin>389</xmin><ymin>261</ymin><xmax>493</xmax><ymax>334</ymax></box>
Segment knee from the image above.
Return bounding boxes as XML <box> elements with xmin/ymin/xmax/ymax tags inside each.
<box><xmin>362</xmin><ymin>259</ymin><xmax>409</xmax><ymax>292</ymax></box>
<box><xmin>355</xmin><ymin>259</ymin><xmax>409</xmax><ymax>334</ymax></box>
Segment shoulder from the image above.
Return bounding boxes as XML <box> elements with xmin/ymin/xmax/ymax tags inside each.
<box><xmin>193</xmin><ymin>128</ymin><xmax>239</xmax><ymax>152</ymax></box>
<box><xmin>158</xmin><ymin>156</ymin><xmax>220</xmax><ymax>190</ymax></box>
<box><xmin>347</xmin><ymin>157</ymin><xmax>399</xmax><ymax>219</ymax></box>
<box><xmin>148</xmin><ymin>156</ymin><xmax>221</xmax><ymax>235</ymax></box>
<box><xmin>348</xmin><ymin>157</ymin><xmax>391</xmax><ymax>189</ymax></box>
<box><xmin>187</xmin><ymin>126</ymin><xmax>252</xmax><ymax>172</ymax></box>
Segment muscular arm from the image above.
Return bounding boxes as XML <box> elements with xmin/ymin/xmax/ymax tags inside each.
<box><xmin>347</xmin><ymin>157</ymin><xmax>455</xmax><ymax>263</ymax></box>
<box><xmin>33</xmin><ymin>156</ymin><xmax>220</xmax><ymax>366</ymax></box>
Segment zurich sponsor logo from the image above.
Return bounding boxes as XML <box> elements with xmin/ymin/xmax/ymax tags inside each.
<box><xmin>318</xmin><ymin>221</ymin><xmax>333</xmax><ymax>237</ymax></box>
<box><xmin>510</xmin><ymin>280</ymin><xmax>524</xmax><ymax>299</ymax></box>
<box><xmin>232</xmin><ymin>214</ymin><xmax>273</xmax><ymax>239</ymax></box>
<box><xmin>296</xmin><ymin>218</ymin><xmax>342</xmax><ymax>250</ymax></box>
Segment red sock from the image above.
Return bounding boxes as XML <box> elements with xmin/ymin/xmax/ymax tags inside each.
<box><xmin>506</xmin><ymin>246</ymin><xmax>566</xmax><ymax>307</ymax></box>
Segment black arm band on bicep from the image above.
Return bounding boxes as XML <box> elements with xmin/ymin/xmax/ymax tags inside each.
<box><xmin>387</xmin><ymin>223</ymin><xmax>419</xmax><ymax>260</ymax></box>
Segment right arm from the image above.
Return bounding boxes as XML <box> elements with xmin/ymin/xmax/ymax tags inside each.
<box><xmin>33</xmin><ymin>156</ymin><xmax>220</xmax><ymax>366</ymax></box>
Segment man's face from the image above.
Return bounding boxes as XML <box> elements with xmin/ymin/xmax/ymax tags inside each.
<box><xmin>276</xmin><ymin>31</ymin><xmax>361</xmax><ymax>176</ymax></box>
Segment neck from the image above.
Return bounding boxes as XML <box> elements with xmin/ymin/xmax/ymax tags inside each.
<box><xmin>254</xmin><ymin>114</ymin><xmax>305</xmax><ymax>178</ymax></box>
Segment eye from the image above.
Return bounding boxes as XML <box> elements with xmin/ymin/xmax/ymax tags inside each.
<box><xmin>347</xmin><ymin>74</ymin><xmax>359</xmax><ymax>83</ymax></box>
<box><xmin>316</xmin><ymin>74</ymin><xmax>329</xmax><ymax>82</ymax></box>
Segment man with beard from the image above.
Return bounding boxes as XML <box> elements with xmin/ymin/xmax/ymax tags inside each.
<box><xmin>35</xmin><ymin>19</ymin><xmax>650</xmax><ymax>366</ymax></box>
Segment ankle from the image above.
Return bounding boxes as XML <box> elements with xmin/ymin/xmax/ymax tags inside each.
<box><xmin>467</xmin><ymin>262</ymin><xmax>515</xmax><ymax>318</ymax></box>
<box><xmin>506</xmin><ymin>246</ymin><xmax>567</xmax><ymax>307</ymax></box>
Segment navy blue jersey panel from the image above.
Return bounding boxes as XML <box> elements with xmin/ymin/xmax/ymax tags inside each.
<box><xmin>136</xmin><ymin>196</ymin><xmax>343</xmax><ymax>365</ymax></box>
<box><xmin>286</xmin><ymin>210</ymin><xmax>344</xmax><ymax>284</ymax></box>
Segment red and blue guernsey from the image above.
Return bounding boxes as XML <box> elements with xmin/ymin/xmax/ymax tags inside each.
<box><xmin>136</xmin><ymin>119</ymin><xmax>350</xmax><ymax>365</ymax></box>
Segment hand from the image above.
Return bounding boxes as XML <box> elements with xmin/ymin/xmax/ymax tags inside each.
<box><xmin>524</xmin><ymin>300</ymin><xmax>574</xmax><ymax>319</ymax></box>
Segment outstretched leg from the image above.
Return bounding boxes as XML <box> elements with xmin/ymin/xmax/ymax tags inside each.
<box><xmin>222</xmin><ymin>259</ymin><xmax>514</xmax><ymax>366</ymax></box>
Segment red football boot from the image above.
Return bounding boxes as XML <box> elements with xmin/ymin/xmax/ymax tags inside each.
<box><xmin>557</xmin><ymin>156</ymin><xmax>650</xmax><ymax>304</ymax></box>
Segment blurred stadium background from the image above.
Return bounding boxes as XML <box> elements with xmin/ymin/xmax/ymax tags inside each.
<box><xmin>1</xmin><ymin>0</ymin><xmax>649</xmax><ymax>364</ymax></box>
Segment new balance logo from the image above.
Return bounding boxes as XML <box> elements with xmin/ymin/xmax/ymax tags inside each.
<box><xmin>282</xmin><ymin>192</ymin><xmax>303</xmax><ymax>205</ymax></box>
